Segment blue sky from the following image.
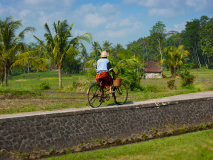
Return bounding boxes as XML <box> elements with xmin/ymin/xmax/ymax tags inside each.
<box><xmin>0</xmin><ymin>0</ymin><xmax>212</xmax><ymax>52</ymax></box>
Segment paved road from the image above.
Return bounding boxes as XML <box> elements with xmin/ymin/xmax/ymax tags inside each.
<box><xmin>131</xmin><ymin>90</ymin><xmax>213</xmax><ymax>105</ymax></box>
<box><xmin>1</xmin><ymin>90</ymin><xmax>213</xmax><ymax>119</ymax></box>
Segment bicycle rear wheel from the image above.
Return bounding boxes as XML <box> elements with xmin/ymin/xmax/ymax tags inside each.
<box><xmin>87</xmin><ymin>83</ymin><xmax>103</xmax><ymax>108</ymax></box>
<box><xmin>113</xmin><ymin>83</ymin><xmax>128</xmax><ymax>105</ymax></box>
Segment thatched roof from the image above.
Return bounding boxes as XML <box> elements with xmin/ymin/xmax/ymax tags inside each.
<box><xmin>144</xmin><ymin>61</ymin><xmax>162</xmax><ymax>73</ymax></box>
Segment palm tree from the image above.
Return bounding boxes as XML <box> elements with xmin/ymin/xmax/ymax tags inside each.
<box><xmin>80</xmin><ymin>45</ymin><xmax>88</xmax><ymax>71</ymax></box>
<box><xmin>112</xmin><ymin>43</ymin><xmax>124</xmax><ymax>58</ymax></box>
<box><xmin>0</xmin><ymin>17</ymin><xmax>36</xmax><ymax>86</ymax></box>
<box><xmin>162</xmin><ymin>45</ymin><xmax>190</xmax><ymax>77</ymax></box>
<box><xmin>11</xmin><ymin>44</ymin><xmax>50</xmax><ymax>73</ymax></box>
<box><xmin>103</xmin><ymin>40</ymin><xmax>112</xmax><ymax>54</ymax></box>
<box><xmin>91</xmin><ymin>41</ymin><xmax>102</xmax><ymax>61</ymax></box>
<box><xmin>35</xmin><ymin>20</ymin><xmax>92</xmax><ymax>88</ymax></box>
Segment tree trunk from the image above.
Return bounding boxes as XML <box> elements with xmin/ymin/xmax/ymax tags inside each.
<box><xmin>28</xmin><ymin>62</ymin><xmax>30</xmax><ymax>74</ymax></box>
<box><xmin>1</xmin><ymin>72</ymin><xmax>3</xmax><ymax>86</ymax></box>
<box><xmin>58</xmin><ymin>68</ymin><xmax>62</xmax><ymax>88</ymax></box>
<box><xmin>172</xmin><ymin>67</ymin><xmax>177</xmax><ymax>78</ymax></box>
<box><xmin>4</xmin><ymin>66</ymin><xmax>7</xmax><ymax>86</ymax></box>
<box><xmin>194</xmin><ymin>42</ymin><xmax>202</xmax><ymax>68</ymax></box>
<box><xmin>203</xmin><ymin>56</ymin><xmax>209</xmax><ymax>69</ymax></box>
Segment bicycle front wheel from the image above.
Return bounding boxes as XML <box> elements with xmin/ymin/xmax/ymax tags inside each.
<box><xmin>87</xmin><ymin>83</ymin><xmax>103</xmax><ymax>108</ymax></box>
<box><xmin>113</xmin><ymin>83</ymin><xmax>128</xmax><ymax>105</ymax></box>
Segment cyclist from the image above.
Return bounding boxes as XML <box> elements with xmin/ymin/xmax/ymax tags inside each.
<box><xmin>96</xmin><ymin>51</ymin><xmax>117</xmax><ymax>94</ymax></box>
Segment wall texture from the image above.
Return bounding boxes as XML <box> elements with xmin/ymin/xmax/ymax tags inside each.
<box><xmin>0</xmin><ymin>97</ymin><xmax>213</xmax><ymax>154</ymax></box>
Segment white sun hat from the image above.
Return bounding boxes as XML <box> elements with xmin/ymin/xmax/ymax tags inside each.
<box><xmin>100</xmin><ymin>51</ymin><xmax>109</xmax><ymax>57</ymax></box>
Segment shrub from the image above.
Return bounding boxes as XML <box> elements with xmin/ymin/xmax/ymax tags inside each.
<box><xmin>167</xmin><ymin>80</ymin><xmax>176</xmax><ymax>90</ymax></box>
<box><xmin>120</xmin><ymin>69</ymin><xmax>143</xmax><ymax>91</ymax></box>
<box><xmin>40</xmin><ymin>81</ymin><xmax>51</xmax><ymax>90</ymax></box>
<box><xmin>180</xmin><ymin>69</ymin><xmax>195</xmax><ymax>87</ymax></box>
<box><xmin>86</xmin><ymin>69</ymin><xmax>96</xmax><ymax>79</ymax></box>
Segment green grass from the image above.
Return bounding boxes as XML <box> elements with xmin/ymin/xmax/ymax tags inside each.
<box><xmin>0</xmin><ymin>68</ymin><xmax>213</xmax><ymax>114</ymax></box>
<box><xmin>43</xmin><ymin>129</ymin><xmax>213</xmax><ymax>160</ymax></box>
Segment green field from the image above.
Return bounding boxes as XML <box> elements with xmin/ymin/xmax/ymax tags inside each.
<box><xmin>43</xmin><ymin>129</ymin><xmax>213</xmax><ymax>160</ymax></box>
<box><xmin>0</xmin><ymin>68</ymin><xmax>213</xmax><ymax>114</ymax></box>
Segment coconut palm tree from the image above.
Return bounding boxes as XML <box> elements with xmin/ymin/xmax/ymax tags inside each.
<box><xmin>0</xmin><ymin>16</ymin><xmax>36</xmax><ymax>86</ymax></box>
<box><xmin>80</xmin><ymin>45</ymin><xmax>88</xmax><ymax>71</ymax></box>
<box><xmin>103</xmin><ymin>40</ymin><xmax>112</xmax><ymax>54</ymax></box>
<box><xmin>162</xmin><ymin>45</ymin><xmax>190</xmax><ymax>77</ymax></box>
<box><xmin>34</xmin><ymin>20</ymin><xmax>92</xmax><ymax>88</ymax></box>
<box><xmin>91</xmin><ymin>41</ymin><xmax>102</xmax><ymax>61</ymax></box>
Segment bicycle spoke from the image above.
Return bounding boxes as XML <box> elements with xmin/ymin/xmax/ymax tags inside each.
<box><xmin>87</xmin><ymin>83</ymin><xmax>103</xmax><ymax>108</ymax></box>
<box><xmin>113</xmin><ymin>83</ymin><xmax>128</xmax><ymax>105</ymax></box>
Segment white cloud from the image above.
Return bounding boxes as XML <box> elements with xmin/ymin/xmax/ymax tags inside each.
<box><xmin>166</xmin><ymin>21</ymin><xmax>186</xmax><ymax>33</ymax></box>
<box><xmin>119</xmin><ymin>18</ymin><xmax>131</xmax><ymax>27</ymax></box>
<box><xmin>186</xmin><ymin>0</ymin><xmax>208</xmax><ymax>11</ymax></box>
<box><xmin>20</xmin><ymin>10</ymin><xmax>30</xmax><ymax>18</ymax></box>
<box><xmin>22</xmin><ymin>0</ymin><xmax>75</xmax><ymax>10</ymax></box>
<box><xmin>123</xmin><ymin>0</ymin><xmax>180</xmax><ymax>8</ymax></box>
<box><xmin>105</xmin><ymin>21</ymin><xmax>118</xmax><ymax>29</ymax></box>
<box><xmin>107</xmin><ymin>29</ymin><xmax>129</xmax><ymax>38</ymax></box>
<box><xmin>73</xmin><ymin>29</ymin><xmax>88</xmax><ymax>37</ymax></box>
<box><xmin>74</xmin><ymin>3</ymin><xmax>119</xmax><ymax>28</ymax></box>
<box><xmin>84</xmin><ymin>13</ymin><xmax>107</xmax><ymax>28</ymax></box>
<box><xmin>149</xmin><ymin>8</ymin><xmax>184</xmax><ymax>18</ymax></box>
<box><xmin>123</xmin><ymin>0</ymin><xmax>212</xmax><ymax>17</ymax></box>
<box><xmin>173</xmin><ymin>22</ymin><xmax>186</xmax><ymax>32</ymax></box>
<box><xmin>96</xmin><ymin>19</ymin><xmax>144</xmax><ymax>39</ymax></box>
<box><xmin>99</xmin><ymin>3</ymin><xmax>116</xmax><ymax>15</ymax></box>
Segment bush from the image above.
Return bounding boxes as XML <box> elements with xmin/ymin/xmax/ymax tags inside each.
<box><xmin>180</xmin><ymin>69</ymin><xmax>195</xmax><ymax>87</ymax></box>
<box><xmin>120</xmin><ymin>69</ymin><xmax>143</xmax><ymax>91</ymax></box>
<box><xmin>167</xmin><ymin>80</ymin><xmax>176</xmax><ymax>90</ymax></box>
<box><xmin>86</xmin><ymin>69</ymin><xmax>96</xmax><ymax>79</ymax></box>
<box><xmin>40</xmin><ymin>81</ymin><xmax>51</xmax><ymax>90</ymax></box>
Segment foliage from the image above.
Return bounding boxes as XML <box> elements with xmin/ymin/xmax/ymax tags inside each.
<box><xmin>40</xmin><ymin>80</ymin><xmax>51</xmax><ymax>90</ymax></box>
<box><xmin>180</xmin><ymin>69</ymin><xmax>195</xmax><ymax>87</ymax></box>
<box><xmin>34</xmin><ymin>20</ymin><xmax>92</xmax><ymax>88</ymax></box>
<box><xmin>102</xmin><ymin>40</ymin><xmax>112</xmax><ymax>54</ymax></box>
<box><xmin>117</xmin><ymin>50</ymin><xmax>143</xmax><ymax>91</ymax></box>
<box><xmin>149</xmin><ymin>21</ymin><xmax>166</xmax><ymax>61</ymax></box>
<box><xmin>0</xmin><ymin>16</ymin><xmax>36</xmax><ymax>86</ymax></box>
<box><xmin>165</xmin><ymin>32</ymin><xmax>182</xmax><ymax>47</ymax></box>
<box><xmin>167</xmin><ymin>80</ymin><xmax>176</xmax><ymax>90</ymax></box>
<box><xmin>161</xmin><ymin>45</ymin><xmax>190</xmax><ymax>77</ymax></box>
<box><xmin>126</xmin><ymin>41</ymin><xmax>144</xmax><ymax>58</ymax></box>
<box><xmin>200</xmin><ymin>19</ymin><xmax>213</xmax><ymax>68</ymax></box>
<box><xmin>181</xmin><ymin>16</ymin><xmax>211</xmax><ymax>68</ymax></box>
<box><xmin>91</xmin><ymin>41</ymin><xmax>102</xmax><ymax>61</ymax></box>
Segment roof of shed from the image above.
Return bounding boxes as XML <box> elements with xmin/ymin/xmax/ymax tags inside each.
<box><xmin>144</xmin><ymin>61</ymin><xmax>162</xmax><ymax>73</ymax></box>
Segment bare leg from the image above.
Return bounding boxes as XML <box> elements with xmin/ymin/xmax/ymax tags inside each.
<box><xmin>110</xmin><ymin>86</ymin><xmax>112</xmax><ymax>93</ymax></box>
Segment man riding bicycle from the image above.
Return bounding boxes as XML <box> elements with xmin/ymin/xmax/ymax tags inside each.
<box><xmin>96</xmin><ymin>51</ymin><xmax>117</xmax><ymax>94</ymax></box>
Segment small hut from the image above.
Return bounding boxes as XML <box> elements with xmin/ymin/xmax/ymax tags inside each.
<box><xmin>144</xmin><ymin>61</ymin><xmax>162</xmax><ymax>79</ymax></box>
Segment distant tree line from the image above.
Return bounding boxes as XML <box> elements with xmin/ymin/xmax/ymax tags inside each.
<box><xmin>0</xmin><ymin>15</ymin><xmax>212</xmax><ymax>88</ymax></box>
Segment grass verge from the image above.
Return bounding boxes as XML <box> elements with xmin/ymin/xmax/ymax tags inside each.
<box><xmin>43</xmin><ymin>129</ymin><xmax>213</xmax><ymax>160</ymax></box>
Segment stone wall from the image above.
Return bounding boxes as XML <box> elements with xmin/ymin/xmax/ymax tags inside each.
<box><xmin>0</xmin><ymin>97</ymin><xmax>213</xmax><ymax>154</ymax></box>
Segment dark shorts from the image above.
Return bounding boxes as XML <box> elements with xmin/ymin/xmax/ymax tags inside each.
<box><xmin>96</xmin><ymin>72</ymin><xmax>113</xmax><ymax>88</ymax></box>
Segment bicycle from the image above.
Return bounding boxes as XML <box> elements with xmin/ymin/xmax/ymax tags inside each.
<box><xmin>87</xmin><ymin>73</ymin><xmax>128</xmax><ymax>108</ymax></box>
